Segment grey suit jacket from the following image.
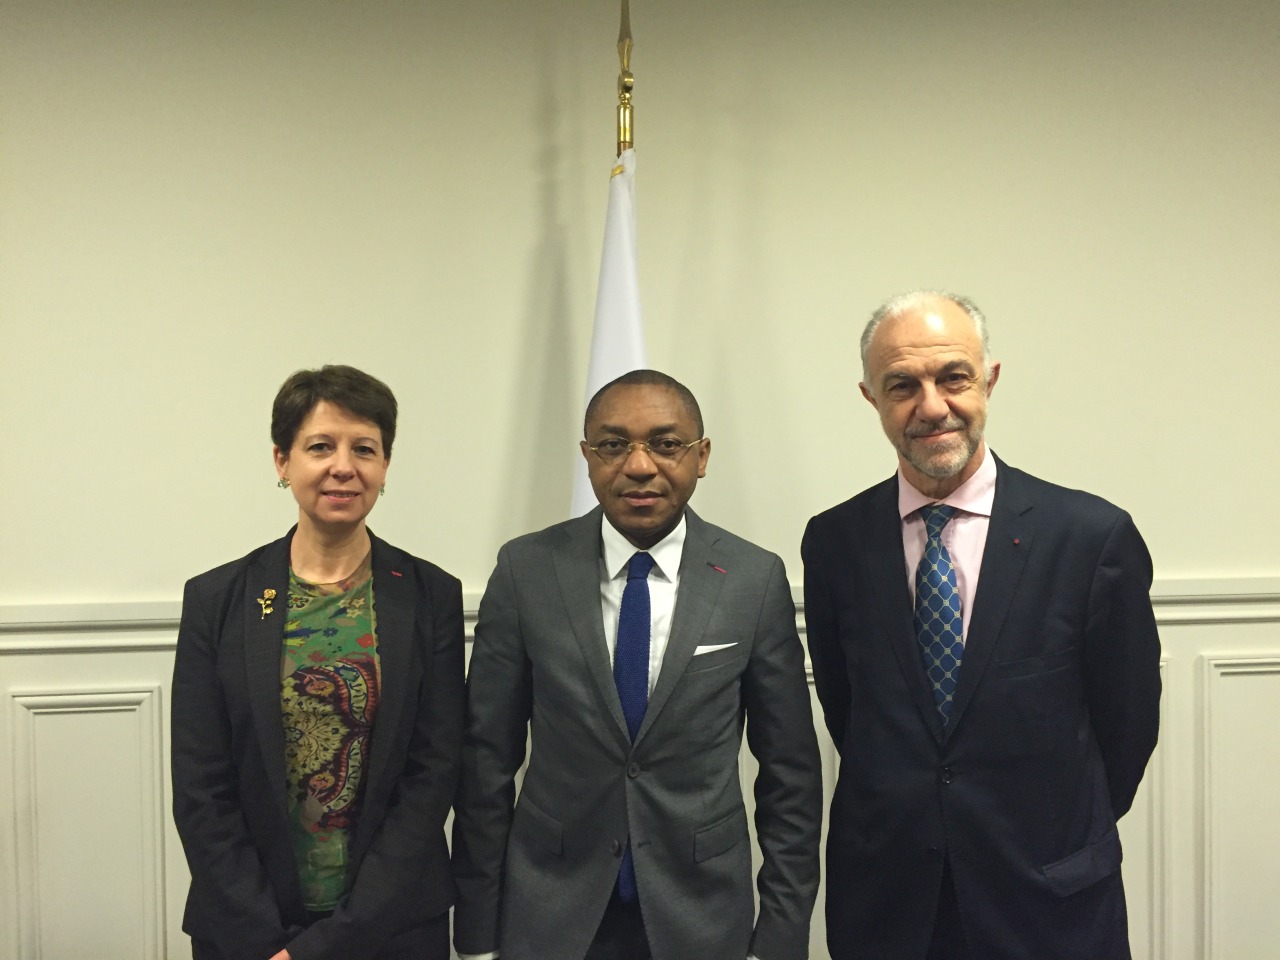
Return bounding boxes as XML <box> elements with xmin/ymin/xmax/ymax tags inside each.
<box><xmin>452</xmin><ymin>507</ymin><xmax>822</xmax><ymax>960</ymax></box>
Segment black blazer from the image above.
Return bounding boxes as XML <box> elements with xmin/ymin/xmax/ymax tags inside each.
<box><xmin>171</xmin><ymin>529</ymin><xmax>464</xmax><ymax>960</ymax></box>
<box><xmin>802</xmin><ymin>457</ymin><xmax>1161</xmax><ymax>960</ymax></box>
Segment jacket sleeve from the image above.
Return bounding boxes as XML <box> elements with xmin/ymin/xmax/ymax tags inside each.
<box><xmin>1082</xmin><ymin>510</ymin><xmax>1162</xmax><ymax>819</ymax></box>
<box><xmin>801</xmin><ymin>517</ymin><xmax>852</xmax><ymax>753</ymax></box>
<box><xmin>287</xmin><ymin>568</ymin><xmax>467</xmax><ymax>960</ymax></box>
<box><xmin>743</xmin><ymin>556</ymin><xmax>824</xmax><ymax>960</ymax></box>
<box><xmin>451</xmin><ymin>545</ymin><xmax>534</xmax><ymax>955</ymax></box>
<box><xmin>171</xmin><ymin>576</ymin><xmax>295</xmax><ymax>958</ymax></box>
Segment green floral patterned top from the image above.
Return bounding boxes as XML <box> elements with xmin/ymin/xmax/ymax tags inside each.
<box><xmin>280</xmin><ymin>552</ymin><xmax>380</xmax><ymax>911</ymax></box>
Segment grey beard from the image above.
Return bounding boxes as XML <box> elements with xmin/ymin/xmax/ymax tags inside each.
<box><xmin>900</xmin><ymin>421</ymin><xmax>982</xmax><ymax>480</ymax></box>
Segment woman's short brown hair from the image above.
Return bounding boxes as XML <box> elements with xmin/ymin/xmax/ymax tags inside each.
<box><xmin>271</xmin><ymin>365</ymin><xmax>398</xmax><ymax>456</ymax></box>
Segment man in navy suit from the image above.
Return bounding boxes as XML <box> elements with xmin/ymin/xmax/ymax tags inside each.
<box><xmin>802</xmin><ymin>291</ymin><xmax>1161</xmax><ymax>959</ymax></box>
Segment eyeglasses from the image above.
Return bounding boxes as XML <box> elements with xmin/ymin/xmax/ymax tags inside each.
<box><xmin>586</xmin><ymin>435</ymin><xmax>705</xmax><ymax>464</ymax></box>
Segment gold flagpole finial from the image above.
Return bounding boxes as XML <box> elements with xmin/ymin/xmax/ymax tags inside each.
<box><xmin>616</xmin><ymin>0</ymin><xmax>634</xmax><ymax>157</ymax></box>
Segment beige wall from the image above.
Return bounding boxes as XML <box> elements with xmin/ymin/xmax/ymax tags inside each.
<box><xmin>2</xmin><ymin>0</ymin><xmax>1277</xmax><ymax>601</ymax></box>
<box><xmin>2</xmin><ymin>6</ymin><xmax>1280</xmax><ymax>958</ymax></box>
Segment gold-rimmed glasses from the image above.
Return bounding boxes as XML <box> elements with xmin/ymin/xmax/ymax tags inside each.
<box><xmin>585</xmin><ymin>435</ymin><xmax>705</xmax><ymax>464</ymax></box>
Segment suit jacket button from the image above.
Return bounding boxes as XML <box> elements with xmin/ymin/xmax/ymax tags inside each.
<box><xmin>610</xmin><ymin>839</ymin><xmax>622</xmax><ymax>856</ymax></box>
<box><xmin>627</xmin><ymin>762</ymin><xmax>641</xmax><ymax>778</ymax></box>
<box><xmin>941</xmin><ymin>767</ymin><xmax>954</xmax><ymax>784</ymax></box>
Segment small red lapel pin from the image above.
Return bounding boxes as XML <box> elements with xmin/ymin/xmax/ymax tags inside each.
<box><xmin>1013</xmin><ymin>538</ymin><xmax>1021</xmax><ymax>546</ymax></box>
<box><xmin>707</xmin><ymin>562</ymin><xmax>726</xmax><ymax>574</ymax></box>
<box><xmin>390</xmin><ymin>569</ymin><xmax>403</xmax><ymax>577</ymax></box>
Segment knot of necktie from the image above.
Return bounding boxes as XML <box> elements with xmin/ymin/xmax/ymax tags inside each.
<box><xmin>920</xmin><ymin>504</ymin><xmax>958</xmax><ymax>540</ymax></box>
<box><xmin>627</xmin><ymin>551</ymin><xmax>655</xmax><ymax>581</ymax></box>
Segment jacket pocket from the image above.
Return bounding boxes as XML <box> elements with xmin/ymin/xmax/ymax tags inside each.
<box><xmin>684</xmin><ymin>643</ymin><xmax>748</xmax><ymax>675</ymax></box>
<box><xmin>693</xmin><ymin>807</ymin><xmax>748</xmax><ymax>862</ymax></box>
<box><xmin>994</xmin><ymin>645</ymin><xmax>1077</xmax><ymax>679</ymax></box>
<box><xmin>1040</xmin><ymin>825</ymin><xmax>1122</xmax><ymax>897</ymax></box>
<box><xmin>513</xmin><ymin>795</ymin><xmax>564</xmax><ymax>856</ymax></box>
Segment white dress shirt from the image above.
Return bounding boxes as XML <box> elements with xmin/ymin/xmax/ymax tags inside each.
<box><xmin>599</xmin><ymin>512</ymin><xmax>685</xmax><ymax>691</ymax></box>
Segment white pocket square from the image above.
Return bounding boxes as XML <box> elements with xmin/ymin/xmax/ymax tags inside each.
<box><xmin>693</xmin><ymin>643</ymin><xmax>737</xmax><ymax>655</ymax></box>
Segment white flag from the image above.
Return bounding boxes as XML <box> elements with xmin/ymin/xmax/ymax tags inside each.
<box><xmin>571</xmin><ymin>148</ymin><xmax>647</xmax><ymax>517</ymax></box>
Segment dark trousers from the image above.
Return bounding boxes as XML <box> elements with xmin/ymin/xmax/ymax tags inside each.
<box><xmin>584</xmin><ymin>893</ymin><xmax>651</xmax><ymax>960</ymax></box>
<box><xmin>926</xmin><ymin>857</ymin><xmax>970</xmax><ymax>960</ymax></box>
<box><xmin>191</xmin><ymin>910</ymin><xmax>449</xmax><ymax>960</ymax></box>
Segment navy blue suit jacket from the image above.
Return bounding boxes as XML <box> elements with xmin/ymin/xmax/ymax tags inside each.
<box><xmin>802</xmin><ymin>457</ymin><xmax>1160</xmax><ymax>960</ymax></box>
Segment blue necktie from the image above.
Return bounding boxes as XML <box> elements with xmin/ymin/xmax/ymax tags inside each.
<box><xmin>613</xmin><ymin>551</ymin><xmax>654</xmax><ymax>902</ymax></box>
<box><xmin>914</xmin><ymin>505</ymin><xmax>963</xmax><ymax>722</ymax></box>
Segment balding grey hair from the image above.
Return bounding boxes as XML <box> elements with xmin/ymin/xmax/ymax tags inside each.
<box><xmin>860</xmin><ymin>290</ymin><xmax>992</xmax><ymax>385</ymax></box>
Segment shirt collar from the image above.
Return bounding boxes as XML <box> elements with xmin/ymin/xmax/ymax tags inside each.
<box><xmin>601</xmin><ymin>512</ymin><xmax>686</xmax><ymax>582</ymax></box>
<box><xmin>897</xmin><ymin>444</ymin><xmax>998</xmax><ymax>521</ymax></box>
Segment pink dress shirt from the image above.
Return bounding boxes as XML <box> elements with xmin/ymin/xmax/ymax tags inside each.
<box><xmin>898</xmin><ymin>446</ymin><xmax>998</xmax><ymax>643</ymax></box>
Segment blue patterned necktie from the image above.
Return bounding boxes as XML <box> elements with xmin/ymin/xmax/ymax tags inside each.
<box><xmin>613</xmin><ymin>551</ymin><xmax>654</xmax><ymax>902</ymax></box>
<box><xmin>914</xmin><ymin>505</ymin><xmax>963</xmax><ymax>723</ymax></box>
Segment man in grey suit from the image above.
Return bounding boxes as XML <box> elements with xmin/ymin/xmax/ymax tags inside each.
<box><xmin>452</xmin><ymin>370</ymin><xmax>822</xmax><ymax>960</ymax></box>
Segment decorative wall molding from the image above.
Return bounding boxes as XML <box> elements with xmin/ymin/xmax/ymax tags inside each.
<box><xmin>2</xmin><ymin>577</ymin><xmax>1276</xmax><ymax>654</ymax></box>
<box><xmin>0</xmin><ymin>601</ymin><xmax>184</xmax><ymax>656</ymax></box>
<box><xmin>8</xmin><ymin>686</ymin><xmax>166</xmax><ymax>960</ymax></box>
<box><xmin>1200</xmin><ymin>656</ymin><xmax>1280</xmax><ymax>960</ymax></box>
<box><xmin>1145</xmin><ymin>658</ymin><xmax>1171</xmax><ymax>960</ymax></box>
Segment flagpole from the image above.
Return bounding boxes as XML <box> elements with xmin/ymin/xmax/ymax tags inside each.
<box><xmin>617</xmin><ymin>0</ymin><xmax>634</xmax><ymax>156</ymax></box>
<box><xmin>570</xmin><ymin>0</ymin><xmax>648</xmax><ymax>516</ymax></box>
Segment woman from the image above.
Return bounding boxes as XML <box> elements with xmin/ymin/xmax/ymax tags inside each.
<box><xmin>172</xmin><ymin>365</ymin><xmax>463</xmax><ymax>960</ymax></box>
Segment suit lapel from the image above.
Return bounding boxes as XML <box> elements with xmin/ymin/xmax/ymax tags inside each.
<box><xmin>364</xmin><ymin>533</ymin><xmax>415</xmax><ymax>796</ymax></box>
<box><xmin>946</xmin><ymin>461</ymin><xmax>1035</xmax><ymax>736</ymax></box>
<box><xmin>553</xmin><ymin>510</ymin><xmax>631</xmax><ymax>743</ymax></box>
<box><xmin>244</xmin><ymin>534</ymin><xmax>292</xmax><ymax>818</ymax></box>
<box><xmin>864</xmin><ymin>478</ymin><xmax>949</xmax><ymax>743</ymax></box>
<box><xmin>636</xmin><ymin>510</ymin><xmax>726</xmax><ymax>746</ymax></box>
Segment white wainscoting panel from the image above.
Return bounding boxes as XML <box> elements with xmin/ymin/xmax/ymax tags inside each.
<box><xmin>1</xmin><ymin>577</ymin><xmax>1276</xmax><ymax>960</ymax></box>
<box><xmin>1201</xmin><ymin>656</ymin><xmax>1280</xmax><ymax>960</ymax></box>
<box><xmin>9</xmin><ymin>686</ymin><xmax>165</xmax><ymax>960</ymax></box>
<box><xmin>0</xmin><ymin>630</ymin><xmax>186</xmax><ymax>960</ymax></box>
<box><xmin>1116</xmin><ymin>658</ymin><xmax>1169</xmax><ymax>960</ymax></box>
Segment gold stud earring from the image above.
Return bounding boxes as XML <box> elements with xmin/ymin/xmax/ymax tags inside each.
<box><xmin>277</xmin><ymin>477</ymin><xmax>290</xmax><ymax>489</ymax></box>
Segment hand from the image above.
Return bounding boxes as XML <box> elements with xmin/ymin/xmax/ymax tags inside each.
<box><xmin>268</xmin><ymin>951</ymin><xmax>291</xmax><ymax>960</ymax></box>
